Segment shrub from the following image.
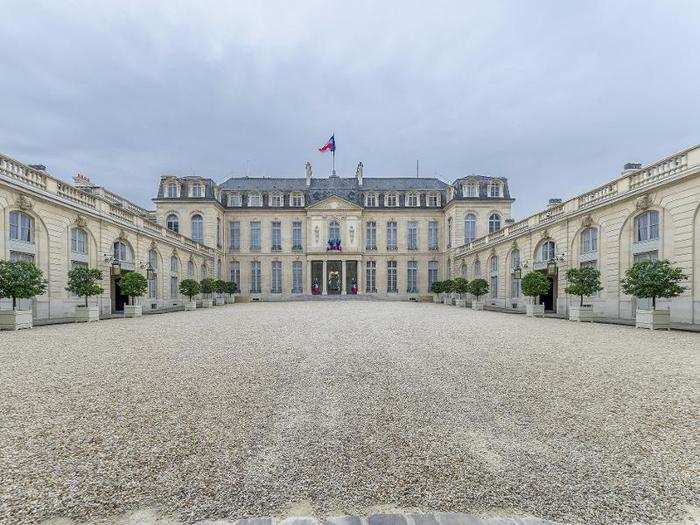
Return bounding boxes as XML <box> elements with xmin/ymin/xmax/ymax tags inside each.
<box><xmin>521</xmin><ymin>271</ymin><xmax>550</xmax><ymax>304</ymax></box>
<box><xmin>0</xmin><ymin>260</ymin><xmax>48</xmax><ymax>309</ymax></box>
<box><xmin>224</xmin><ymin>281</ymin><xmax>238</xmax><ymax>295</ymax></box>
<box><xmin>620</xmin><ymin>259</ymin><xmax>686</xmax><ymax>309</ymax></box>
<box><xmin>565</xmin><ymin>267</ymin><xmax>603</xmax><ymax>306</ymax></box>
<box><xmin>214</xmin><ymin>279</ymin><xmax>227</xmax><ymax>295</ymax></box>
<box><xmin>443</xmin><ymin>279</ymin><xmax>456</xmax><ymax>293</ymax></box>
<box><xmin>179</xmin><ymin>279</ymin><xmax>201</xmax><ymax>301</ymax></box>
<box><xmin>65</xmin><ymin>266</ymin><xmax>103</xmax><ymax>307</ymax></box>
<box><xmin>200</xmin><ymin>278</ymin><xmax>215</xmax><ymax>296</ymax></box>
<box><xmin>430</xmin><ymin>280</ymin><xmax>444</xmax><ymax>294</ymax></box>
<box><xmin>453</xmin><ymin>277</ymin><xmax>470</xmax><ymax>295</ymax></box>
<box><xmin>119</xmin><ymin>272</ymin><xmax>148</xmax><ymax>305</ymax></box>
<box><xmin>468</xmin><ymin>278</ymin><xmax>489</xmax><ymax>301</ymax></box>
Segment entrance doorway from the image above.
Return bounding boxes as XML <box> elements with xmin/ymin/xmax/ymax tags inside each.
<box><xmin>539</xmin><ymin>270</ymin><xmax>557</xmax><ymax>312</ymax></box>
<box><xmin>345</xmin><ymin>261</ymin><xmax>358</xmax><ymax>292</ymax></box>
<box><xmin>112</xmin><ymin>271</ymin><xmax>130</xmax><ymax>313</ymax></box>
<box><xmin>327</xmin><ymin>260</ymin><xmax>342</xmax><ymax>294</ymax></box>
<box><xmin>311</xmin><ymin>261</ymin><xmax>323</xmax><ymax>293</ymax></box>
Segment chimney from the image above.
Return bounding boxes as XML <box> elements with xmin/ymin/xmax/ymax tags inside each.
<box><xmin>548</xmin><ymin>198</ymin><xmax>562</xmax><ymax>208</ymax></box>
<box><xmin>356</xmin><ymin>161</ymin><xmax>364</xmax><ymax>186</ymax></box>
<box><xmin>305</xmin><ymin>161</ymin><xmax>312</xmax><ymax>187</ymax></box>
<box><xmin>622</xmin><ymin>162</ymin><xmax>642</xmax><ymax>175</ymax></box>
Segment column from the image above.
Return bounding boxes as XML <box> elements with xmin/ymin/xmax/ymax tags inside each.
<box><xmin>322</xmin><ymin>260</ymin><xmax>327</xmax><ymax>294</ymax></box>
<box><xmin>306</xmin><ymin>260</ymin><xmax>312</xmax><ymax>294</ymax></box>
<box><xmin>341</xmin><ymin>260</ymin><xmax>347</xmax><ymax>294</ymax></box>
<box><xmin>357</xmin><ymin>258</ymin><xmax>363</xmax><ymax>294</ymax></box>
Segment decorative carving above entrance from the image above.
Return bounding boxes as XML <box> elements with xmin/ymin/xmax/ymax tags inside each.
<box><xmin>581</xmin><ymin>214</ymin><xmax>594</xmax><ymax>228</ymax></box>
<box><xmin>636</xmin><ymin>194</ymin><xmax>653</xmax><ymax>210</ymax></box>
<box><xmin>540</xmin><ymin>229</ymin><xmax>550</xmax><ymax>240</ymax></box>
<box><xmin>16</xmin><ymin>194</ymin><xmax>33</xmax><ymax>210</ymax></box>
<box><xmin>74</xmin><ymin>215</ymin><xmax>87</xmax><ymax>228</ymax></box>
<box><xmin>117</xmin><ymin>229</ymin><xmax>128</xmax><ymax>242</ymax></box>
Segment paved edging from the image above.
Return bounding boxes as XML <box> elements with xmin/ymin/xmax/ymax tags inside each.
<box><xmin>222</xmin><ymin>513</ymin><xmax>558</xmax><ymax>525</ymax></box>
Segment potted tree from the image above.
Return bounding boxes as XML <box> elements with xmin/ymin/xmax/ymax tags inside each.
<box><xmin>621</xmin><ymin>260</ymin><xmax>686</xmax><ymax>330</ymax></box>
<box><xmin>224</xmin><ymin>281</ymin><xmax>238</xmax><ymax>304</ymax></box>
<box><xmin>0</xmin><ymin>260</ymin><xmax>47</xmax><ymax>330</ymax></box>
<box><xmin>179</xmin><ymin>279</ymin><xmax>200</xmax><ymax>311</ymax></box>
<box><xmin>453</xmin><ymin>277</ymin><xmax>470</xmax><ymax>307</ymax></box>
<box><xmin>199</xmin><ymin>278</ymin><xmax>215</xmax><ymax>308</ymax></box>
<box><xmin>65</xmin><ymin>266</ymin><xmax>103</xmax><ymax>323</ymax></box>
<box><xmin>442</xmin><ymin>279</ymin><xmax>455</xmax><ymax>304</ymax></box>
<box><xmin>119</xmin><ymin>271</ymin><xmax>148</xmax><ymax>318</ymax></box>
<box><xmin>565</xmin><ymin>267</ymin><xmax>603</xmax><ymax>322</ymax></box>
<box><xmin>521</xmin><ymin>271</ymin><xmax>550</xmax><ymax>317</ymax></box>
<box><xmin>468</xmin><ymin>278</ymin><xmax>489</xmax><ymax>310</ymax></box>
<box><xmin>213</xmin><ymin>279</ymin><xmax>227</xmax><ymax>306</ymax></box>
<box><xmin>430</xmin><ymin>280</ymin><xmax>444</xmax><ymax>303</ymax></box>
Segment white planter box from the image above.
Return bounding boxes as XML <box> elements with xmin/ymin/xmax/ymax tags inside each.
<box><xmin>472</xmin><ymin>302</ymin><xmax>484</xmax><ymax>311</ymax></box>
<box><xmin>526</xmin><ymin>304</ymin><xmax>545</xmax><ymax>317</ymax></box>
<box><xmin>75</xmin><ymin>305</ymin><xmax>100</xmax><ymax>323</ymax></box>
<box><xmin>636</xmin><ymin>309</ymin><xmax>671</xmax><ymax>330</ymax></box>
<box><xmin>184</xmin><ymin>301</ymin><xmax>197</xmax><ymax>311</ymax></box>
<box><xmin>0</xmin><ymin>309</ymin><xmax>33</xmax><ymax>330</ymax></box>
<box><xmin>225</xmin><ymin>296</ymin><xmax>236</xmax><ymax>304</ymax></box>
<box><xmin>200</xmin><ymin>299</ymin><xmax>213</xmax><ymax>308</ymax></box>
<box><xmin>124</xmin><ymin>305</ymin><xmax>142</xmax><ymax>318</ymax></box>
<box><xmin>455</xmin><ymin>299</ymin><xmax>466</xmax><ymax>307</ymax></box>
<box><xmin>432</xmin><ymin>294</ymin><xmax>441</xmax><ymax>303</ymax></box>
<box><xmin>214</xmin><ymin>297</ymin><xmax>225</xmax><ymax>306</ymax></box>
<box><xmin>569</xmin><ymin>305</ymin><xmax>595</xmax><ymax>322</ymax></box>
<box><xmin>442</xmin><ymin>295</ymin><xmax>450</xmax><ymax>305</ymax></box>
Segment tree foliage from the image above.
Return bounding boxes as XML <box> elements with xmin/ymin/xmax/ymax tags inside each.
<box><xmin>65</xmin><ymin>266</ymin><xmax>103</xmax><ymax>307</ymax></box>
<box><xmin>521</xmin><ymin>271</ymin><xmax>550</xmax><ymax>302</ymax></box>
<box><xmin>620</xmin><ymin>260</ymin><xmax>686</xmax><ymax>308</ymax></box>
<box><xmin>452</xmin><ymin>277</ymin><xmax>470</xmax><ymax>294</ymax></box>
<box><xmin>214</xmin><ymin>279</ymin><xmax>228</xmax><ymax>295</ymax></box>
<box><xmin>179</xmin><ymin>279</ymin><xmax>201</xmax><ymax>301</ymax></box>
<box><xmin>430</xmin><ymin>280</ymin><xmax>444</xmax><ymax>294</ymax></box>
<box><xmin>468</xmin><ymin>278</ymin><xmax>489</xmax><ymax>300</ymax></box>
<box><xmin>565</xmin><ymin>267</ymin><xmax>603</xmax><ymax>306</ymax></box>
<box><xmin>224</xmin><ymin>281</ymin><xmax>238</xmax><ymax>295</ymax></box>
<box><xmin>119</xmin><ymin>271</ymin><xmax>148</xmax><ymax>304</ymax></box>
<box><xmin>442</xmin><ymin>279</ymin><xmax>456</xmax><ymax>293</ymax></box>
<box><xmin>0</xmin><ymin>260</ymin><xmax>48</xmax><ymax>309</ymax></box>
<box><xmin>200</xmin><ymin>278</ymin><xmax>215</xmax><ymax>295</ymax></box>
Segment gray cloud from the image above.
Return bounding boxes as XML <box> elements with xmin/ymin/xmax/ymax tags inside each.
<box><xmin>1</xmin><ymin>0</ymin><xmax>698</xmax><ymax>216</ymax></box>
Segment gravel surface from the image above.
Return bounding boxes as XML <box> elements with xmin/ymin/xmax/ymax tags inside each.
<box><xmin>0</xmin><ymin>302</ymin><xmax>698</xmax><ymax>525</ymax></box>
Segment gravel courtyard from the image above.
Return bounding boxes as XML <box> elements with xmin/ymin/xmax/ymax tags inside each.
<box><xmin>0</xmin><ymin>301</ymin><xmax>698</xmax><ymax>525</ymax></box>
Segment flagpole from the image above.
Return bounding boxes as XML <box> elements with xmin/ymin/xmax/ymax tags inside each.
<box><xmin>332</xmin><ymin>149</ymin><xmax>336</xmax><ymax>176</ymax></box>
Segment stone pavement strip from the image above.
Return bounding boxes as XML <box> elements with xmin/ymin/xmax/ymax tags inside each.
<box><xmin>194</xmin><ymin>513</ymin><xmax>557</xmax><ymax>525</ymax></box>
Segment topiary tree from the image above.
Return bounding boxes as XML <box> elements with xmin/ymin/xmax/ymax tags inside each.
<box><xmin>621</xmin><ymin>259</ymin><xmax>686</xmax><ymax>309</ymax></box>
<box><xmin>453</xmin><ymin>277</ymin><xmax>470</xmax><ymax>295</ymax></box>
<box><xmin>214</xmin><ymin>279</ymin><xmax>227</xmax><ymax>297</ymax></box>
<box><xmin>179</xmin><ymin>279</ymin><xmax>201</xmax><ymax>301</ymax></box>
<box><xmin>200</xmin><ymin>278</ymin><xmax>215</xmax><ymax>298</ymax></box>
<box><xmin>224</xmin><ymin>281</ymin><xmax>238</xmax><ymax>297</ymax></box>
<box><xmin>468</xmin><ymin>278</ymin><xmax>489</xmax><ymax>302</ymax></box>
<box><xmin>565</xmin><ymin>267</ymin><xmax>603</xmax><ymax>307</ymax></box>
<box><xmin>521</xmin><ymin>271</ymin><xmax>550</xmax><ymax>304</ymax></box>
<box><xmin>65</xmin><ymin>266</ymin><xmax>103</xmax><ymax>307</ymax></box>
<box><xmin>430</xmin><ymin>280</ymin><xmax>444</xmax><ymax>294</ymax></box>
<box><xmin>0</xmin><ymin>260</ymin><xmax>48</xmax><ymax>309</ymax></box>
<box><xmin>119</xmin><ymin>271</ymin><xmax>148</xmax><ymax>306</ymax></box>
<box><xmin>443</xmin><ymin>279</ymin><xmax>456</xmax><ymax>294</ymax></box>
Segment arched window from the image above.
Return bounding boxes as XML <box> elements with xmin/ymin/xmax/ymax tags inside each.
<box><xmin>539</xmin><ymin>240</ymin><xmax>556</xmax><ymax>262</ymax></box>
<box><xmin>166</xmin><ymin>214</ymin><xmax>179</xmax><ymax>233</ymax></box>
<box><xmin>510</xmin><ymin>249</ymin><xmax>521</xmax><ymax>298</ymax></box>
<box><xmin>474</xmin><ymin>259</ymin><xmax>481</xmax><ymax>278</ymax></box>
<box><xmin>70</xmin><ymin>228</ymin><xmax>87</xmax><ymax>255</ymax></box>
<box><xmin>460</xmin><ymin>263</ymin><xmax>468</xmax><ymax>278</ymax></box>
<box><xmin>147</xmin><ymin>249</ymin><xmax>158</xmax><ymax>299</ymax></box>
<box><xmin>328</xmin><ymin>220</ymin><xmax>340</xmax><ymax>242</ymax></box>
<box><xmin>113</xmin><ymin>241</ymin><xmax>132</xmax><ymax>262</ymax></box>
<box><xmin>634</xmin><ymin>210</ymin><xmax>659</xmax><ymax>242</ymax></box>
<box><xmin>489</xmin><ymin>256</ymin><xmax>498</xmax><ymax>298</ymax></box>
<box><xmin>580</xmin><ymin>227</ymin><xmax>598</xmax><ymax>254</ymax></box>
<box><xmin>187</xmin><ymin>260</ymin><xmax>194</xmax><ymax>277</ymax></box>
<box><xmin>191</xmin><ymin>214</ymin><xmax>203</xmax><ymax>242</ymax></box>
<box><xmin>9</xmin><ymin>211</ymin><xmax>33</xmax><ymax>243</ymax></box>
<box><xmin>464</xmin><ymin>213</ymin><xmax>476</xmax><ymax>243</ymax></box>
<box><xmin>201</xmin><ymin>263</ymin><xmax>208</xmax><ymax>279</ymax></box>
<box><xmin>488</xmin><ymin>213</ymin><xmax>501</xmax><ymax>233</ymax></box>
<box><xmin>170</xmin><ymin>255</ymin><xmax>180</xmax><ymax>298</ymax></box>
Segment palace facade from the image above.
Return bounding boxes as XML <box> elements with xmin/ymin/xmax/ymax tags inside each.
<box><xmin>1</xmin><ymin>144</ymin><xmax>699</xmax><ymax>324</ymax></box>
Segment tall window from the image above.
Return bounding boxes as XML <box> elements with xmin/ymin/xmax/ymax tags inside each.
<box><xmin>580</xmin><ymin>227</ymin><xmax>598</xmax><ymax>254</ymax></box>
<box><xmin>250</xmin><ymin>261</ymin><xmax>261</xmax><ymax>293</ymax></box>
<box><xmin>113</xmin><ymin>241</ymin><xmax>132</xmax><ymax>262</ymax></box>
<box><xmin>292</xmin><ymin>221</ymin><xmax>303</xmax><ymax>250</ymax></box>
<box><xmin>539</xmin><ymin>240</ymin><xmax>556</xmax><ymax>262</ymax></box>
<box><xmin>447</xmin><ymin>217</ymin><xmax>452</xmax><ymax>248</ymax></box>
<box><xmin>385</xmin><ymin>194</ymin><xmax>398</xmax><ymax>207</ymax></box>
<box><xmin>187</xmin><ymin>260</ymin><xmax>194</xmax><ymax>277</ymax></box>
<box><xmin>271</xmin><ymin>221</ymin><xmax>282</xmax><ymax>251</ymax></box>
<box><xmin>167</xmin><ymin>183</ymin><xmax>178</xmax><ymax>198</ymax></box>
<box><xmin>407</xmin><ymin>260</ymin><xmax>418</xmax><ymax>293</ymax></box>
<box><xmin>166</xmin><ymin>214</ymin><xmax>179</xmax><ymax>233</ymax></box>
<box><xmin>328</xmin><ymin>220</ymin><xmax>340</xmax><ymax>243</ymax></box>
<box><xmin>464</xmin><ymin>183</ymin><xmax>477</xmax><ymax>197</ymax></box>
<box><xmin>201</xmin><ymin>264</ymin><xmax>208</xmax><ymax>279</ymax></box>
<box><xmin>229</xmin><ymin>221</ymin><xmax>240</xmax><ymax>251</ymax></box>
<box><xmin>634</xmin><ymin>210</ymin><xmax>659</xmax><ymax>242</ymax></box>
<box><xmin>488</xmin><ymin>213</ymin><xmax>501</xmax><ymax>233</ymax></box>
<box><xmin>250</xmin><ymin>221</ymin><xmax>261</xmax><ymax>250</ymax></box>
<box><xmin>229</xmin><ymin>261</ymin><xmax>240</xmax><ymax>288</ymax></box>
<box><xmin>510</xmin><ymin>249</ymin><xmax>521</xmax><ymax>298</ymax></box>
<box><xmin>191</xmin><ymin>214</ymin><xmax>203</xmax><ymax>242</ymax></box>
<box><xmin>464</xmin><ymin>213</ymin><xmax>476</xmax><ymax>243</ymax></box>
<box><xmin>474</xmin><ymin>259</ymin><xmax>481</xmax><ymax>278</ymax></box>
<box><xmin>407</xmin><ymin>193</ymin><xmax>418</xmax><ymax>207</ymax></box>
<box><xmin>366</xmin><ymin>261</ymin><xmax>377</xmax><ymax>292</ymax></box>
<box><xmin>9</xmin><ymin>211</ymin><xmax>33</xmax><ymax>243</ymax></box>
<box><xmin>216</xmin><ymin>218</ymin><xmax>221</xmax><ymax>247</ymax></box>
<box><xmin>365</xmin><ymin>194</ymin><xmax>377</xmax><ymax>207</ymax></box>
<box><xmin>386</xmin><ymin>221</ymin><xmax>397</xmax><ymax>250</ymax></box>
<box><xmin>489</xmin><ymin>256</ymin><xmax>498</xmax><ymax>298</ymax></box>
<box><xmin>387</xmin><ymin>261</ymin><xmax>397</xmax><ymax>293</ymax></box>
<box><xmin>271</xmin><ymin>261</ymin><xmax>282</xmax><ymax>293</ymax></box>
<box><xmin>71</xmin><ymin>228</ymin><xmax>87</xmax><ymax>255</ymax></box>
<box><xmin>489</xmin><ymin>182</ymin><xmax>501</xmax><ymax>197</ymax></box>
<box><xmin>407</xmin><ymin>221</ymin><xmax>418</xmax><ymax>250</ymax></box>
<box><xmin>428</xmin><ymin>261</ymin><xmax>438</xmax><ymax>290</ymax></box>
<box><xmin>270</xmin><ymin>194</ymin><xmax>283</xmax><ymax>207</ymax></box>
<box><xmin>366</xmin><ymin>221</ymin><xmax>377</xmax><ymax>250</ymax></box>
<box><xmin>248</xmin><ymin>194</ymin><xmax>262</xmax><ymax>207</ymax></box>
<box><xmin>170</xmin><ymin>255</ymin><xmax>179</xmax><ymax>299</ymax></box>
<box><xmin>292</xmin><ymin>261</ymin><xmax>303</xmax><ymax>293</ymax></box>
<box><xmin>147</xmin><ymin>249</ymin><xmax>158</xmax><ymax>299</ymax></box>
<box><xmin>427</xmin><ymin>193</ymin><xmax>439</xmax><ymax>206</ymax></box>
<box><xmin>428</xmin><ymin>220</ymin><xmax>438</xmax><ymax>250</ymax></box>
<box><xmin>191</xmin><ymin>184</ymin><xmax>203</xmax><ymax>197</ymax></box>
<box><xmin>291</xmin><ymin>194</ymin><xmax>303</xmax><ymax>207</ymax></box>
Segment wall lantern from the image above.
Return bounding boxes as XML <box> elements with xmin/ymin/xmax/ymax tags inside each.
<box><xmin>145</xmin><ymin>263</ymin><xmax>155</xmax><ymax>280</ymax></box>
<box><xmin>546</xmin><ymin>260</ymin><xmax>558</xmax><ymax>276</ymax></box>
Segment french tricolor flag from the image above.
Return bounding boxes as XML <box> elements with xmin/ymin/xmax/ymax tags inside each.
<box><xmin>318</xmin><ymin>135</ymin><xmax>335</xmax><ymax>153</ymax></box>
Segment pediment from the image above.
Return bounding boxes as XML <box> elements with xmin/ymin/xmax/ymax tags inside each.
<box><xmin>307</xmin><ymin>195</ymin><xmax>362</xmax><ymax>211</ymax></box>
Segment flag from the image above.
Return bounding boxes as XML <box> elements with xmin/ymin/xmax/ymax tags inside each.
<box><xmin>319</xmin><ymin>135</ymin><xmax>335</xmax><ymax>153</ymax></box>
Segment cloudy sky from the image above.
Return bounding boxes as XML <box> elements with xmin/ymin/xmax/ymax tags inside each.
<box><xmin>1</xmin><ymin>1</ymin><xmax>698</xmax><ymax>216</ymax></box>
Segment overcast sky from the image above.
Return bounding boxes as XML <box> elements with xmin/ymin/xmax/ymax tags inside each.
<box><xmin>1</xmin><ymin>1</ymin><xmax>698</xmax><ymax>216</ymax></box>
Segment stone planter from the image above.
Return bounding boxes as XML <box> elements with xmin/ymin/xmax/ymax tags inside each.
<box><xmin>432</xmin><ymin>294</ymin><xmax>440</xmax><ymax>303</ymax></box>
<box><xmin>184</xmin><ymin>301</ymin><xmax>197</xmax><ymax>311</ymax></box>
<box><xmin>74</xmin><ymin>305</ymin><xmax>100</xmax><ymax>322</ymax></box>
<box><xmin>526</xmin><ymin>303</ymin><xmax>545</xmax><ymax>317</ymax></box>
<box><xmin>569</xmin><ymin>304</ymin><xmax>595</xmax><ymax>322</ymax></box>
<box><xmin>442</xmin><ymin>295</ymin><xmax>450</xmax><ymax>305</ymax></box>
<box><xmin>0</xmin><ymin>309</ymin><xmax>33</xmax><ymax>330</ymax></box>
<box><xmin>200</xmin><ymin>299</ymin><xmax>213</xmax><ymax>308</ymax></box>
<box><xmin>225</xmin><ymin>295</ymin><xmax>236</xmax><ymax>304</ymax></box>
<box><xmin>455</xmin><ymin>299</ymin><xmax>466</xmax><ymax>307</ymax></box>
<box><xmin>472</xmin><ymin>301</ymin><xmax>484</xmax><ymax>311</ymax></box>
<box><xmin>214</xmin><ymin>297</ymin><xmax>225</xmax><ymax>306</ymax></box>
<box><xmin>124</xmin><ymin>305</ymin><xmax>143</xmax><ymax>318</ymax></box>
<box><xmin>636</xmin><ymin>308</ymin><xmax>671</xmax><ymax>330</ymax></box>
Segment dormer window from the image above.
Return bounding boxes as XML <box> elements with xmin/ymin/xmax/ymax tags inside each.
<box><xmin>166</xmin><ymin>182</ymin><xmax>178</xmax><ymax>198</ymax></box>
<box><xmin>291</xmin><ymin>193</ymin><xmax>304</xmax><ymax>207</ymax></box>
<box><xmin>270</xmin><ymin>194</ymin><xmax>284</xmax><ymax>207</ymax></box>
<box><xmin>385</xmin><ymin>194</ymin><xmax>398</xmax><ymax>207</ymax></box>
<box><xmin>407</xmin><ymin>193</ymin><xmax>419</xmax><ymax>207</ymax></box>
<box><xmin>248</xmin><ymin>193</ymin><xmax>262</xmax><ymax>207</ymax></box>
<box><xmin>190</xmin><ymin>184</ymin><xmax>203</xmax><ymax>198</ymax></box>
<box><xmin>365</xmin><ymin>193</ymin><xmax>378</xmax><ymax>207</ymax></box>
<box><xmin>427</xmin><ymin>193</ymin><xmax>440</xmax><ymax>207</ymax></box>
<box><xmin>228</xmin><ymin>193</ymin><xmax>242</xmax><ymax>207</ymax></box>
<box><xmin>489</xmin><ymin>182</ymin><xmax>501</xmax><ymax>198</ymax></box>
<box><xmin>463</xmin><ymin>183</ymin><xmax>477</xmax><ymax>198</ymax></box>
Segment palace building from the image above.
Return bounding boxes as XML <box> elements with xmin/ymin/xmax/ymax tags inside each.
<box><xmin>1</xmin><ymin>145</ymin><xmax>699</xmax><ymax>324</ymax></box>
